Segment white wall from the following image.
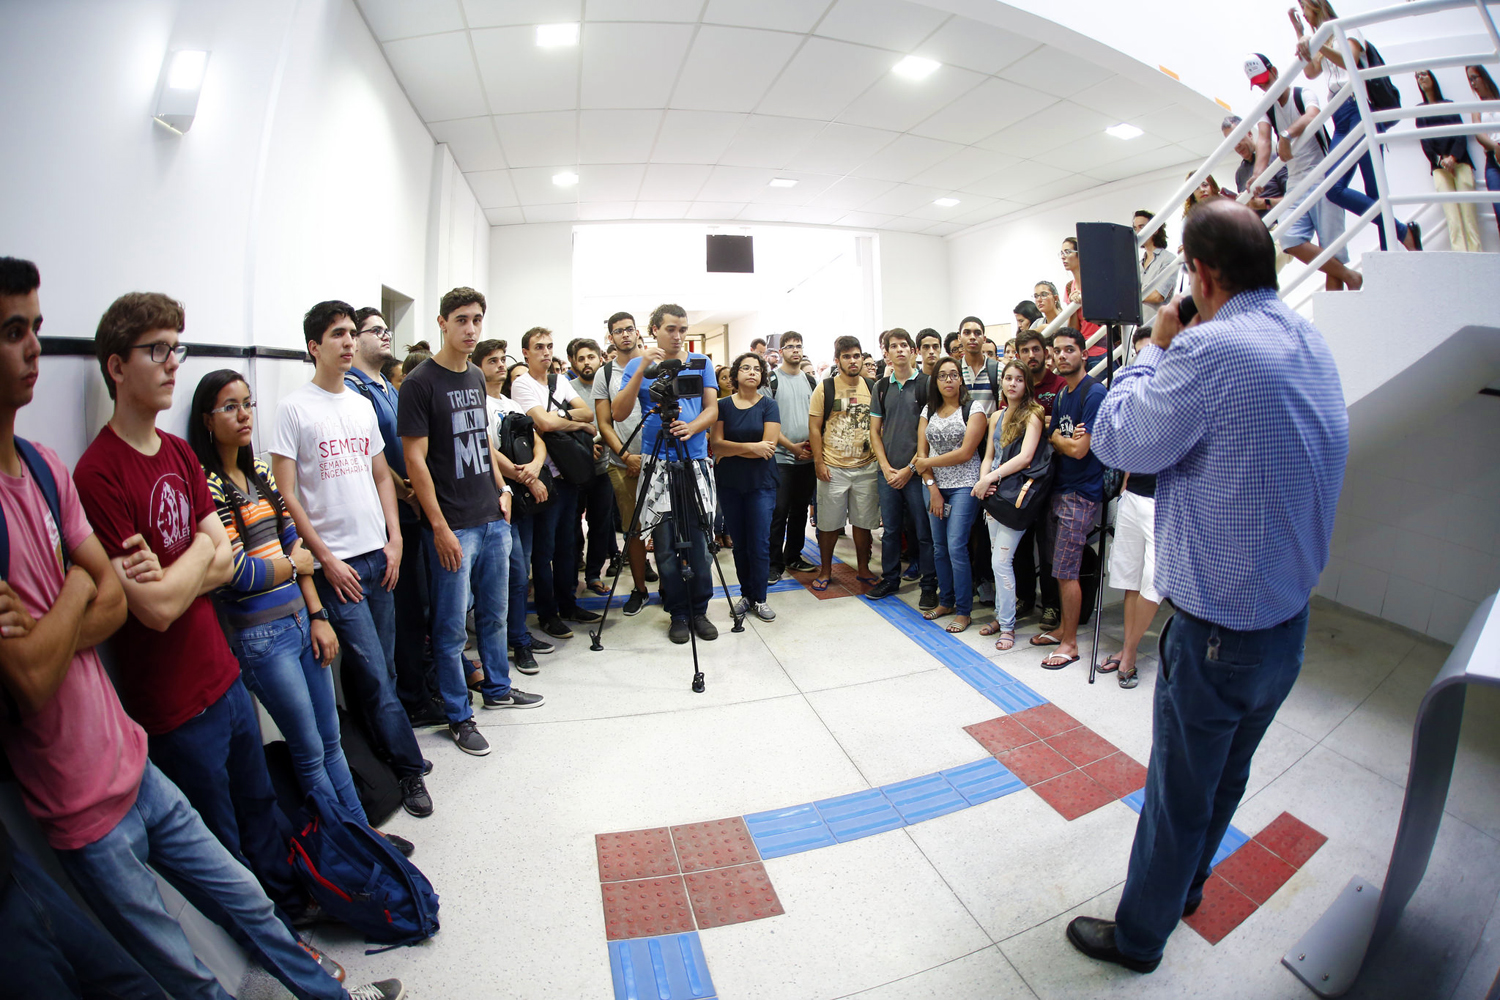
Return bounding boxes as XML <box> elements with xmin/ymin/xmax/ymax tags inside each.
<box><xmin>1</xmin><ymin>0</ymin><xmax>486</xmax><ymax>464</ymax></box>
<box><xmin>490</xmin><ymin>222</ymin><xmax>575</xmax><ymax>346</ymax></box>
<box><xmin>878</xmin><ymin>232</ymin><xmax>952</xmax><ymax>336</ymax></box>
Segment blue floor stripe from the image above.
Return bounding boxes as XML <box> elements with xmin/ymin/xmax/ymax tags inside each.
<box><xmin>881</xmin><ymin>773</ymin><xmax>969</xmax><ymax>824</ymax></box>
<box><xmin>815</xmin><ymin>788</ymin><xmax>906</xmax><ymax>842</ymax></box>
<box><xmin>608</xmin><ymin>931</ymin><xmax>715</xmax><ymax>1000</ymax></box>
<box><xmin>1119</xmin><ymin>790</ymin><xmax>1250</xmax><ymax>871</ymax></box>
<box><xmin>743</xmin><ymin>803</ymin><xmax>838</xmax><ymax>859</ymax></box>
<box><xmin>942</xmin><ymin>758</ymin><xmax>1027</xmax><ymax>806</ymax></box>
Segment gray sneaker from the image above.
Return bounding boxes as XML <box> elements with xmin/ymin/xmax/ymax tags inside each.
<box><xmin>692</xmin><ymin>615</ymin><xmax>718</xmax><ymax>641</ymax></box>
<box><xmin>732</xmin><ymin>596</ymin><xmax>750</xmax><ymax>618</ymax></box>
<box><xmin>449</xmin><ymin>719</ymin><xmax>490</xmax><ymax>756</ymax></box>
<box><xmin>347</xmin><ymin>981</ymin><xmax>405</xmax><ymax>1000</ymax></box>
<box><xmin>750</xmin><ymin>601</ymin><xmax>776</xmax><ymax>621</ymax></box>
<box><xmin>483</xmin><ymin>689</ymin><xmax>545</xmax><ymax>709</ymax></box>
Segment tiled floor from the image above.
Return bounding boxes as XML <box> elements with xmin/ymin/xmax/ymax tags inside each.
<box><xmin>293</xmin><ymin>533</ymin><xmax>1500</xmax><ymax>1000</ymax></box>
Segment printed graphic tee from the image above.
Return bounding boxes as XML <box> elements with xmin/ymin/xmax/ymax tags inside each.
<box><xmin>268</xmin><ymin>381</ymin><xmax>389</xmax><ymax>561</ymax></box>
<box><xmin>74</xmin><ymin>427</ymin><xmax>241</xmax><ymax>735</ymax></box>
<box><xmin>809</xmin><ymin>377</ymin><xmax>874</xmax><ymax>469</ymax></box>
<box><xmin>397</xmin><ymin>361</ymin><xmax>500</xmax><ymax>530</ymax></box>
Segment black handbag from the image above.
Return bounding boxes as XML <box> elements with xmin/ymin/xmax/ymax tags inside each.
<box><xmin>982</xmin><ymin>433</ymin><xmax>1055</xmax><ymax>530</ymax></box>
<box><xmin>493</xmin><ymin>409</ymin><xmax>553</xmax><ymax>516</ymax></box>
<box><xmin>542</xmin><ymin>374</ymin><xmax>598</xmax><ymax>485</ymax></box>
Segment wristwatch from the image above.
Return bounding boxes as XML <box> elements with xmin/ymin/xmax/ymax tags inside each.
<box><xmin>923</xmin><ymin>477</ymin><xmax>936</xmax><ymax>487</ymax></box>
<box><xmin>309</xmin><ymin>608</ymin><xmax>331</xmax><ymax>622</ymax></box>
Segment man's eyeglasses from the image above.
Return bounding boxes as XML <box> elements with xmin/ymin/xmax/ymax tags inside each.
<box><xmin>613</xmin><ymin>326</ymin><xmax>637</xmax><ymax>336</ymax></box>
<box><xmin>361</xmin><ymin>325</ymin><xmax>390</xmax><ymax>338</ymax></box>
<box><xmin>132</xmin><ymin>342</ymin><xmax>189</xmax><ymax>364</ymax></box>
<box><xmin>209</xmin><ymin>401</ymin><xmax>256</xmax><ymax>417</ymax></box>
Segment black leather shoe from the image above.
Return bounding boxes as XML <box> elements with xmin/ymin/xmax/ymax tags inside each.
<box><xmin>866</xmin><ymin>579</ymin><xmax>899</xmax><ymax>600</ymax></box>
<box><xmin>1065</xmin><ymin>917</ymin><xmax>1160</xmax><ymax>974</ymax></box>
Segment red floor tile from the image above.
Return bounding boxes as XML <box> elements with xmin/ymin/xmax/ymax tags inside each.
<box><xmin>601</xmin><ymin>876</ymin><xmax>696</xmax><ymax>940</ymax></box>
<box><xmin>1254</xmin><ymin>812</ymin><xmax>1328</xmax><ymax>869</ymax></box>
<box><xmin>1010</xmin><ymin>703</ymin><xmax>1083</xmax><ymax>739</ymax></box>
<box><xmin>791</xmin><ymin>569</ymin><xmax>855</xmax><ymax>600</ymax></box>
<box><xmin>996</xmin><ymin>741</ymin><xmax>1074</xmax><ymax>786</ymax></box>
<box><xmin>830</xmin><ymin>563</ymin><xmax>875</xmax><ymax>593</ymax></box>
<box><xmin>670</xmin><ymin>817</ymin><xmax>761</xmax><ymax>873</ymax></box>
<box><xmin>596</xmin><ymin>828</ymin><xmax>679</xmax><ymax>882</ymax></box>
<box><xmin>1044</xmin><ymin>726</ymin><xmax>1120</xmax><ymax>767</ymax></box>
<box><xmin>1081</xmin><ymin>752</ymin><xmax>1149</xmax><ymax>798</ymax></box>
<box><xmin>1213</xmin><ymin>840</ymin><xmax>1298</xmax><ymax>905</ymax></box>
<box><xmin>964</xmin><ymin>716</ymin><xmax>1040</xmax><ymax>755</ymax></box>
<box><xmin>1183</xmin><ymin>874</ymin><xmax>1259</xmax><ymax>945</ymax></box>
<box><xmin>684</xmin><ymin>862</ymin><xmax>785</xmax><ymax>929</ymax></box>
<box><xmin>1030</xmin><ymin>769</ymin><xmax>1118</xmax><ymax>820</ymax></box>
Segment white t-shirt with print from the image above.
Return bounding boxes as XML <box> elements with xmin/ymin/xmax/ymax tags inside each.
<box><xmin>509</xmin><ymin>372</ymin><xmax>584</xmax><ymax>476</ymax></box>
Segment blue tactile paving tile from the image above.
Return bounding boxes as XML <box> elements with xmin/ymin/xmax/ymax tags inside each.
<box><xmin>981</xmin><ymin>683</ymin><xmax>1047</xmax><ymax>713</ymax></box>
<box><xmin>609</xmin><ymin>932</ymin><xmax>716</xmax><ymax>1000</ymax></box>
<box><xmin>942</xmin><ymin>758</ymin><xmax>1027</xmax><ymax>806</ymax></box>
<box><xmin>815</xmin><ymin>788</ymin><xmax>906</xmax><ymax>842</ymax></box>
<box><xmin>1119</xmin><ymin>790</ymin><xmax>1250</xmax><ymax>871</ymax></box>
<box><xmin>881</xmin><ymin>773</ymin><xmax>970</xmax><ymax>824</ymax></box>
<box><xmin>743</xmin><ymin>803</ymin><xmax>837</xmax><ymax>859</ymax></box>
<box><xmin>799</xmin><ymin>538</ymin><xmax>845</xmax><ymax>566</ymax></box>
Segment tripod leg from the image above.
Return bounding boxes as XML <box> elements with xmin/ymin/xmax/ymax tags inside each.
<box><xmin>590</xmin><ymin>436</ymin><xmax>667</xmax><ymax>651</ymax></box>
<box><xmin>1088</xmin><ymin>504</ymin><xmax>1111</xmax><ymax>685</ymax></box>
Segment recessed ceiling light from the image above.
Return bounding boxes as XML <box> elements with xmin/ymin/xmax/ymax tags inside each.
<box><xmin>536</xmin><ymin>23</ymin><xmax>579</xmax><ymax>48</ymax></box>
<box><xmin>933</xmin><ymin>197</ymin><xmax>960</xmax><ymax>207</ymax></box>
<box><xmin>552</xmin><ymin>171</ymin><xmax>579</xmax><ymax>187</ymax></box>
<box><xmin>768</xmin><ymin>178</ymin><xmax>798</xmax><ymax>188</ymax></box>
<box><xmin>1105</xmin><ymin>123</ymin><xmax>1144</xmax><ymax>140</ymax></box>
<box><xmin>893</xmin><ymin>55</ymin><xmax>940</xmax><ymax>80</ymax></box>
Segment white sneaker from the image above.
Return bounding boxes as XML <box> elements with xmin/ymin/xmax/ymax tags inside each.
<box><xmin>751</xmin><ymin>601</ymin><xmax>776</xmax><ymax>621</ymax></box>
<box><xmin>348</xmin><ymin>980</ymin><xmax>404</xmax><ymax>1000</ymax></box>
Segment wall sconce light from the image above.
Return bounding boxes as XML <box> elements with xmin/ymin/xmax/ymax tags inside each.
<box><xmin>155</xmin><ymin>50</ymin><xmax>209</xmax><ymax>133</ymax></box>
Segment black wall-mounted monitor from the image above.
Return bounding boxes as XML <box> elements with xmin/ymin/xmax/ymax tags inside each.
<box><xmin>706</xmin><ymin>234</ymin><xmax>754</xmax><ymax>273</ymax></box>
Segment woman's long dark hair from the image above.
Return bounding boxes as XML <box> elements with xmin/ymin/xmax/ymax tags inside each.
<box><xmin>188</xmin><ymin>369</ymin><xmax>286</xmax><ymax>546</ymax></box>
<box><xmin>925</xmin><ymin>356</ymin><xmax>971</xmax><ymax>415</ymax></box>
<box><xmin>1470</xmin><ymin>64</ymin><xmax>1499</xmax><ymax>100</ymax></box>
<box><xmin>1416</xmin><ymin>70</ymin><xmax>1447</xmax><ymax>104</ymax></box>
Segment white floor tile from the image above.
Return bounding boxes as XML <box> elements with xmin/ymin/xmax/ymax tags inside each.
<box><xmin>841</xmin><ymin>945</ymin><xmax>1038</xmax><ymax>999</ymax></box>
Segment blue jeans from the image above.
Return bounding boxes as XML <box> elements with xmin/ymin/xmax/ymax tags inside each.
<box><xmin>529</xmin><ymin>479</ymin><xmax>580</xmax><ymax>621</ymax></box>
<box><xmin>427</xmin><ymin>518</ymin><xmax>512</xmax><ymax>721</ymax></box>
<box><xmin>720</xmin><ymin>485</ymin><xmax>775</xmax><ymax>604</ymax></box>
<box><xmin>1113</xmin><ymin>603</ymin><xmax>1311</xmax><ymax>961</ymax></box>
<box><xmin>3</xmin><ymin>843</ymin><xmax>169</xmax><ymax>1000</ymax></box>
<box><xmin>878</xmin><ymin>474</ymin><xmax>935</xmax><ymax>588</ymax></box>
<box><xmin>985</xmin><ymin>517</ymin><xmax>1027</xmax><ymax>631</ymax></box>
<box><xmin>147</xmin><ymin>678</ymin><xmax>302</xmax><ymax>920</ymax></box>
<box><xmin>59</xmin><ymin>763</ymin><xmax>344</xmax><ymax>1000</ymax></box>
<box><xmin>1487</xmin><ymin>155</ymin><xmax>1500</xmax><ymax>231</ymax></box>
<box><xmin>927</xmin><ymin>488</ymin><xmax>980</xmax><ymax>616</ymax></box>
<box><xmin>506</xmin><ymin>516</ymin><xmax>532</xmax><ymax>649</ymax></box>
<box><xmin>393</xmin><ymin>516</ymin><xmax>437</xmax><ymax>716</ymax></box>
<box><xmin>230</xmin><ymin>608</ymin><xmax>367</xmax><ymax>825</ymax></box>
<box><xmin>313</xmin><ymin>550</ymin><xmax>424</xmax><ymax>778</ymax></box>
<box><xmin>654</xmin><ymin>461</ymin><xmax>714</xmax><ymax>619</ymax></box>
<box><xmin>1327</xmin><ymin>98</ymin><xmax>1407</xmax><ymax>250</ymax></box>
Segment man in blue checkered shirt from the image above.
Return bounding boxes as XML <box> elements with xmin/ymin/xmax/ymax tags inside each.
<box><xmin>1066</xmin><ymin>199</ymin><xmax>1348</xmax><ymax>973</ymax></box>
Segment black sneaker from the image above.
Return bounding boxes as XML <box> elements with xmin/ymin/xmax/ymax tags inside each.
<box><xmin>449</xmin><ymin>719</ymin><xmax>490</xmax><ymax>756</ymax></box>
<box><xmin>540</xmin><ymin>618</ymin><xmax>573</xmax><ymax>639</ymax></box>
<box><xmin>1016</xmin><ymin>602</ymin><xmax>1035</xmax><ymax>620</ymax></box>
<box><xmin>919</xmin><ymin>588</ymin><xmax>939</xmax><ymax>611</ymax></box>
<box><xmin>563</xmin><ymin>606</ymin><xmax>601</xmax><ymax>623</ymax></box>
<box><xmin>644</xmin><ymin>561</ymin><xmax>659</xmax><ymax>583</ymax></box>
<box><xmin>347</xmin><ymin>981</ymin><xmax>405</xmax><ymax>1000</ymax></box>
<box><xmin>530</xmin><ymin>635</ymin><xmax>554</xmax><ymax>655</ymax></box>
<box><xmin>399</xmin><ymin>775</ymin><xmax>433</xmax><ymax>817</ymax></box>
<box><xmin>788</xmin><ymin>557</ymin><xmax>818</xmax><ymax>573</ymax></box>
<box><xmin>866</xmin><ymin>579</ymin><xmax>899</xmax><ymax>600</ymax></box>
<box><xmin>421</xmin><ymin>758</ymin><xmax>433</xmax><ymax>776</ymax></box>
<box><xmin>512</xmin><ymin>646</ymin><xmax>540</xmax><ymax>675</ymax></box>
<box><xmin>669</xmin><ymin>617</ymin><xmax>690</xmax><ymax>644</ymax></box>
<box><xmin>484</xmin><ymin>689</ymin><xmax>544</xmax><ymax>709</ymax></box>
<box><xmin>407</xmin><ymin>702</ymin><xmax>447</xmax><ymax>729</ymax></box>
<box><xmin>767</xmin><ymin>568</ymin><xmax>782</xmax><ymax>585</ymax></box>
<box><xmin>380</xmin><ymin>831</ymin><xmax>415</xmax><ymax>858</ymax></box>
<box><xmin>1040</xmin><ymin>606</ymin><xmax>1061</xmax><ymax>631</ymax></box>
<box><xmin>623</xmin><ymin>589</ymin><xmax>648</xmax><ymax>616</ymax></box>
<box><xmin>692</xmin><ymin>615</ymin><xmax>718</xmax><ymax>641</ymax></box>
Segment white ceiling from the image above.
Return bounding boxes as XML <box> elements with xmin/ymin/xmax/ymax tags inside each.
<box><xmin>355</xmin><ymin>0</ymin><xmax>1224</xmax><ymax>235</ymax></box>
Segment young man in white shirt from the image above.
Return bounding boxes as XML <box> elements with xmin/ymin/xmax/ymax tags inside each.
<box><xmin>592</xmin><ymin>312</ymin><xmax>655</xmax><ymax>614</ymax></box>
<box><xmin>270</xmin><ymin>300</ymin><xmax>432</xmax><ymax>810</ymax></box>
<box><xmin>509</xmin><ymin>327</ymin><xmax>601</xmax><ymax>639</ymax></box>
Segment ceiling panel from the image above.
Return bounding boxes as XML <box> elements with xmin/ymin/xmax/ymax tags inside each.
<box><xmin>974</xmin><ymin>100</ymin><xmax>1117</xmax><ymax>157</ymax></box>
<box><xmin>835</xmin><ymin>211</ymin><xmax>897</xmax><ymax>229</ymax></box>
<box><xmin>465</xmin><ymin>169</ymin><xmax>520</xmax><ymax>207</ymax></box>
<box><xmin>913</xmin><ymin>17</ymin><xmax>1039</xmax><ymax>75</ymax></box>
<box><xmin>652</xmin><ymin>110</ymin><xmax>747</xmax><ymax>163</ymax></box>
<box><xmin>784</xmin><ymin>122</ymin><xmax>898</xmax><ymax>174</ymax></box>
<box><xmin>881</xmin><ymin>215</ymin><xmax>937</xmax><ymax>232</ymax></box>
<box><xmin>922</xmin><ymin>221</ymin><xmax>965</xmax><ymax>236</ymax></box>
<box><xmin>577</xmin><ymin>201</ymin><xmax>637</xmax><ymax>220</ymax></box>
<box><xmin>383</xmin><ymin>32</ymin><xmax>490</xmax><ymax>121</ymax></box>
<box><xmin>739</xmin><ymin>204</ymin><xmax>847</xmax><ymax>224</ymax></box>
<box><xmin>485</xmin><ymin>206</ymin><xmax>526</xmax><ymax>225</ymax></box>
<box><xmin>848</xmin><ymin>133</ymin><xmax>963</xmax><ymax>183</ymax></box>
<box><xmin>755</xmin><ymin>36</ymin><xmax>894</xmax><ymax>122</ymax></box>
<box><xmin>493</xmin><ymin>110</ymin><xmax>579</xmax><ymax>167</ymax></box>
<box><xmin>697</xmin><ymin>165</ymin><xmax>780</xmax><ymax>201</ymax></box>
<box><xmin>745</xmin><ymin>171</ymin><xmax>841</xmax><ymax>204</ymax></box>
<box><xmin>356</xmin><ymin>0</ymin><xmax>465</xmax><ymax>41</ymax></box>
<box><xmin>837</xmin><ymin>64</ymin><xmax>987</xmax><ymax>133</ymax></box>
<box><xmin>1005</xmin><ymin>172</ymin><xmax>1098</xmax><ymax>207</ymax></box>
<box><xmin>523</xmin><ymin>204</ymin><xmax>580</xmax><ymax>222</ymax></box>
<box><xmin>471</xmin><ymin>25</ymin><xmax>579</xmax><ymax>113</ymax></box>
<box><xmin>1081</xmin><ymin>143</ymin><xmax>1198</xmax><ymax>184</ymax></box>
<box><xmin>814</xmin><ymin>0</ymin><xmax>948</xmax><ymax>53</ymax></box>
<box><xmin>1069</xmin><ymin>75</ymin><xmax>1175</xmax><ymax>122</ymax></box>
<box><xmin>997</xmin><ymin>44</ymin><xmax>1113</xmax><ymax>100</ymax></box>
<box><xmin>904</xmin><ymin>192</ymin><xmax>996</xmax><ymax>221</ymax></box>
<box><xmin>860</xmin><ymin>182</ymin><xmax>948</xmax><ymax>216</ymax></box>
<box><xmin>1179</xmin><ymin>131</ymin><xmax>1227</xmax><ymax>157</ymax></box>
<box><xmin>1032</xmin><ymin>128</ymin><xmax>1167</xmax><ymax>174</ymax></box>
<box><xmin>461</xmin><ymin>0</ymin><xmax>581</xmax><ymax>28</ymax></box>
<box><xmin>718</xmin><ymin>115</ymin><xmax>825</xmax><ymax>169</ymax></box>
<box><xmin>803</xmin><ymin>175</ymin><xmax>897</xmax><ymax>210</ymax></box>
<box><xmin>703</xmin><ymin>0</ymin><xmax>831</xmax><ymax>33</ymax></box>
<box><xmin>948</xmin><ymin>199</ymin><xmax>1023</xmax><ymax>227</ymax></box>
<box><xmin>585</xmin><ymin>0</ymin><xmax>702</xmax><ymax>20</ymax></box>
<box><xmin>510</xmin><ymin>166</ymin><xmax>582</xmax><ymax>204</ymax></box>
<box><xmin>633</xmin><ymin>201</ymin><xmax>693</xmax><ymax>219</ymax></box>
<box><xmin>430</xmin><ymin>116</ymin><xmax>509</xmax><ymax>171</ymax></box>
<box><xmin>671</xmin><ymin>26</ymin><xmax>802</xmax><ymax>113</ymax></box>
<box><xmin>576</xmin><ymin>164</ymin><xmax>647</xmax><ymax>201</ymax></box>
<box><xmin>577</xmin><ymin>110</ymin><xmax>663</xmax><ymax>164</ymax></box>
<box><xmin>579</xmin><ymin>22</ymin><xmax>695</xmax><ymax>109</ymax></box>
<box><xmin>638</xmin><ymin>163</ymin><xmax>712</xmax><ymax>200</ymax></box>
<box><xmin>909</xmin><ymin>146</ymin><xmax>1018</xmax><ymax>191</ymax></box>
<box><xmin>963</xmin><ymin>159</ymin><xmax>1072</xmax><ymax>200</ymax></box>
<box><xmin>908</xmin><ymin>77</ymin><xmax>1056</xmax><ymax>146</ymax></box>
<box><xmin>1128</xmin><ymin>103</ymin><xmax>1221</xmax><ymax>144</ymax></box>
<box><xmin>686</xmin><ymin>201</ymin><xmax>749</xmax><ymax>219</ymax></box>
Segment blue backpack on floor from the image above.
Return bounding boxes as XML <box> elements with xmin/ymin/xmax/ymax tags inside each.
<box><xmin>286</xmin><ymin>791</ymin><xmax>440</xmax><ymax>951</ymax></box>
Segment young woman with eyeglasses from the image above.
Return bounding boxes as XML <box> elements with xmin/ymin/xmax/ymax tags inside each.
<box><xmin>913</xmin><ymin>357</ymin><xmax>988</xmax><ymax>633</ymax></box>
<box><xmin>709</xmin><ymin>352</ymin><xmax>782</xmax><ymax>621</ymax></box>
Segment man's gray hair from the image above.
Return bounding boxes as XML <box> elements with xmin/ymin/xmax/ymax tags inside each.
<box><xmin>1221</xmin><ymin>115</ymin><xmax>1243</xmax><ymax>130</ymax></box>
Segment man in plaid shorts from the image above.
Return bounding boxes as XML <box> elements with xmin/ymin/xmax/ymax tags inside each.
<box><xmin>1030</xmin><ymin>327</ymin><xmax>1107</xmax><ymax>667</ymax></box>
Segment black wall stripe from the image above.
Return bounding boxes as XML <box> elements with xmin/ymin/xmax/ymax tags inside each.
<box><xmin>40</xmin><ymin>337</ymin><xmax>309</xmax><ymax>362</ymax></box>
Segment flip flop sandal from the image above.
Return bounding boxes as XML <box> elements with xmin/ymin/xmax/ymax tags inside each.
<box><xmin>995</xmin><ymin>631</ymin><xmax>1016</xmax><ymax>652</ymax></box>
<box><xmin>1098</xmin><ymin>655</ymin><xmax>1122</xmax><ymax>674</ymax></box>
<box><xmin>923</xmin><ymin>606</ymin><xmax>953</xmax><ymax>620</ymax></box>
<box><xmin>855</xmin><ymin>575</ymin><xmax>880</xmax><ymax>588</ymax></box>
<box><xmin>1029</xmin><ymin>632</ymin><xmax>1061</xmax><ymax>647</ymax></box>
<box><xmin>945</xmin><ymin>616</ymin><xmax>971</xmax><ymax>634</ymax></box>
<box><xmin>979</xmin><ymin>620</ymin><xmax>1004</xmax><ymax>636</ymax></box>
<box><xmin>810</xmin><ymin>577</ymin><xmax>832</xmax><ymax>592</ymax></box>
<box><xmin>586</xmin><ymin>579</ymin><xmax>608</xmax><ymax>596</ymax></box>
<box><xmin>1118</xmin><ymin>665</ymin><xmax>1140</xmax><ymax>689</ymax></box>
<box><xmin>1041</xmin><ymin>653</ymin><xmax>1080</xmax><ymax>670</ymax></box>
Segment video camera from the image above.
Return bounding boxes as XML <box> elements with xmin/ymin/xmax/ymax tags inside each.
<box><xmin>644</xmin><ymin>356</ymin><xmax>708</xmax><ymax>416</ymax></box>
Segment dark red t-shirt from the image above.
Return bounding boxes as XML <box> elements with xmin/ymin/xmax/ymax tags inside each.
<box><xmin>73</xmin><ymin>425</ymin><xmax>239</xmax><ymax>735</ymax></box>
<box><xmin>1032</xmin><ymin>370</ymin><xmax>1068</xmax><ymax>417</ymax></box>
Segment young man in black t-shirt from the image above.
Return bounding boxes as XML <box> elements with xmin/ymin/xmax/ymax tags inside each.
<box><xmin>399</xmin><ymin>288</ymin><xmax>544</xmax><ymax>758</ymax></box>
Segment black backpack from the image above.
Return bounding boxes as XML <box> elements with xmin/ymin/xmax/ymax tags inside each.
<box><xmin>543</xmin><ymin>373</ymin><xmax>598</xmax><ymax>485</ymax></box>
<box><xmin>1358</xmin><ymin>39</ymin><xmax>1401</xmax><ymax>112</ymax></box>
<box><xmin>819</xmin><ymin>376</ymin><xmax>876</xmax><ymax>428</ymax></box>
<box><xmin>1266</xmin><ymin>87</ymin><xmax>1330</xmax><ymax>156</ymax></box>
<box><xmin>875</xmin><ymin>371</ymin><xmax>930</xmax><ymax>418</ymax></box>
<box><xmin>492</xmin><ymin>409</ymin><xmax>552</xmax><ymax>516</ymax></box>
<box><xmin>766</xmin><ymin>368</ymin><xmax>815</xmax><ymax>398</ymax></box>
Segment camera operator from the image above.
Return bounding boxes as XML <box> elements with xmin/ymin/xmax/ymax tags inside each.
<box><xmin>612</xmin><ymin>303</ymin><xmax>721</xmax><ymax>645</ymax></box>
<box><xmin>1067</xmin><ymin>199</ymin><xmax>1348</xmax><ymax>974</ymax></box>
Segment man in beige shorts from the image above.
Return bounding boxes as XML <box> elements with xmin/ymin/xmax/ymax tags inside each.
<box><xmin>808</xmin><ymin>335</ymin><xmax>879</xmax><ymax>590</ymax></box>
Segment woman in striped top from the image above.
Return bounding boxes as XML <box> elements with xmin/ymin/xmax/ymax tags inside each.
<box><xmin>188</xmin><ymin>370</ymin><xmax>368</xmax><ymax>825</ymax></box>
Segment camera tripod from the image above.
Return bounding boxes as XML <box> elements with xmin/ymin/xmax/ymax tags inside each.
<box><xmin>589</xmin><ymin>401</ymin><xmax>744</xmax><ymax>693</ymax></box>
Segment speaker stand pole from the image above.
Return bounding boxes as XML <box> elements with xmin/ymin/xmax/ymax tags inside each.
<box><xmin>1088</xmin><ymin>322</ymin><xmax>1121</xmax><ymax>686</ymax></box>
